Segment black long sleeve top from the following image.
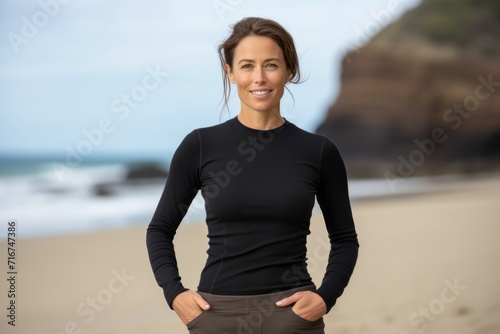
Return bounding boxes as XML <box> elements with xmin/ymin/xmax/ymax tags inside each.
<box><xmin>146</xmin><ymin>117</ymin><xmax>359</xmax><ymax>313</ymax></box>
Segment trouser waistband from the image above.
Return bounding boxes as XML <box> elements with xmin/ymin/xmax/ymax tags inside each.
<box><xmin>198</xmin><ymin>285</ymin><xmax>316</xmax><ymax>312</ymax></box>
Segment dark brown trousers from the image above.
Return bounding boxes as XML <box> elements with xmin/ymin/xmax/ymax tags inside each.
<box><xmin>186</xmin><ymin>285</ymin><xmax>325</xmax><ymax>334</ymax></box>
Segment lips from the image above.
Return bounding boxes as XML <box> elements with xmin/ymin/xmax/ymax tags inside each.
<box><xmin>250</xmin><ymin>89</ymin><xmax>272</xmax><ymax>98</ymax></box>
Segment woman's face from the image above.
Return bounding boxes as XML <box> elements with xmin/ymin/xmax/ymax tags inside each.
<box><xmin>226</xmin><ymin>35</ymin><xmax>291</xmax><ymax>115</ymax></box>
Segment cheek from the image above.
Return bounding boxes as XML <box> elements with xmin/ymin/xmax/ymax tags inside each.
<box><xmin>273</xmin><ymin>76</ymin><xmax>287</xmax><ymax>93</ymax></box>
<box><xmin>272</xmin><ymin>72</ymin><xmax>288</xmax><ymax>86</ymax></box>
<box><xmin>234</xmin><ymin>73</ymin><xmax>250</xmax><ymax>87</ymax></box>
<box><xmin>236</xmin><ymin>80</ymin><xmax>248</xmax><ymax>93</ymax></box>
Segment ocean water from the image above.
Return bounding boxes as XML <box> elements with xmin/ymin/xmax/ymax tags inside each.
<box><xmin>0</xmin><ymin>161</ymin><xmax>165</xmax><ymax>238</ymax></box>
<box><xmin>0</xmin><ymin>160</ymin><xmax>439</xmax><ymax>239</ymax></box>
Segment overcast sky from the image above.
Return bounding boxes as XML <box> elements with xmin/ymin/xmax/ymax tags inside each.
<box><xmin>0</xmin><ymin>0</ymin><xmax>421</xmax><ymax>160</ymax></box>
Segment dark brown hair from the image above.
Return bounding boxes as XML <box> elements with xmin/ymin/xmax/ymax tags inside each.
<box><xmin>217</xmin><ymin>17</ymin><xmax>302</xmax><ymax>113</ymax></box>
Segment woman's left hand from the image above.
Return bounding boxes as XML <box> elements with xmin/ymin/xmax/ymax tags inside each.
<box><xmin>276</xmin><ymin>291</ymin><xmax>327</xmax><ymax>322</ymax></box>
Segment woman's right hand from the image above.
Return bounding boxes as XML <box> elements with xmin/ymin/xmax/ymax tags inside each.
<box><xmin>172</xmin><ymin>290</ymin><xmax>211</xmax><ymax>325</ymax></box>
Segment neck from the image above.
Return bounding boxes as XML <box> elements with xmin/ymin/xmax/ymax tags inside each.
<box><xmin>237</xmin><ymin>109</ymin><xmax>285</xmax><ymax>130</ymax></box>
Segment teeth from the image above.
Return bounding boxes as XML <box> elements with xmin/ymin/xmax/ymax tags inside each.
<box><xmin>252</xmin><ymin>90</ymin><xmax>271</xmax><ymax>95</ymax></box>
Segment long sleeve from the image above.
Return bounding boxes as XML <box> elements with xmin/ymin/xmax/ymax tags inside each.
<box><xmin>146</xmin><ymin>130</ymin><xmax>201</xmax><ymax>309</ymax></box>
<box><xmin>315</xmin><ymin>137</ymin><xmax>359</xmax><ymax>313</ymax></box>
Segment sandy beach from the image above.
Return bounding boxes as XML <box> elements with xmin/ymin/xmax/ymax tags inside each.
<box><xmin>1</xmin><ymin>174</ymin><xmax>499</xmax><ymax>334</ymax></box>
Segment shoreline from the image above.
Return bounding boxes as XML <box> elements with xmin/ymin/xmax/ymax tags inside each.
<box><xmin>1</xmin><ymin>175</ymin><xmax>499</xmax><ymax>334</ymax></box>
<box><xmin>5</xmin><ymin>171</ymin><xmax>500</xmax><ymax>241</ymax></box>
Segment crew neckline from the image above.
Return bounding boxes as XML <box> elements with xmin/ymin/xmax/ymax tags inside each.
<box><xmin>229</xmin><ymin>116</ymin><xmax>292</xmax><ymax>133</ymax></box>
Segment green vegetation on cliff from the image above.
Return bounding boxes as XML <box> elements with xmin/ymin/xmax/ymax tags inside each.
<box><xmin>316</xmin><ymin>0</ymin><xmax>500</xmax><ymax>177</ymax></box>
<box><xmin>391</xmin><ymin>0</ymin><xmax>500</xmax><ymax>56</ymax></box>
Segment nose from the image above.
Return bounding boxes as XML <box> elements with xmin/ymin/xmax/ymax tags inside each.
<box><xmin>253</xmin><ymin>67</ymin><xmax>266</xmax><ymax>84</ymax></box>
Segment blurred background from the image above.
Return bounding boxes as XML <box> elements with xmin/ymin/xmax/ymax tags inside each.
<box><xmin>1</xmin><ymin>0</ymin><xmax>499</xmax><ymax>333</ymax></box>
<box><xmin>1</xmin><ymin>0</ymin><xmax>427</xmax><ymax>237</ymax></box>
<box><xmin>1</xmin><ymin>0</ymin><xmax>498</xmax><ymax>238</ymax></box>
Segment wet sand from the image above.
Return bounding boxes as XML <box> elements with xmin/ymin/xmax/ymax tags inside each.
<box><xmin>1</xmin><ymin>176</ymin><xmax>499</xmax><ymax>334</ymax></box>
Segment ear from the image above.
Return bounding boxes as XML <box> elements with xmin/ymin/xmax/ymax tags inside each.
<box><xmin>225</xmin><ymin>64</ymin><xmax>236</xmax><ymax>84</ymax></box>
<box><xmin>285</xmin><ymin>70</ymin><xmax>292</xmax><ymax>84</ymax></box>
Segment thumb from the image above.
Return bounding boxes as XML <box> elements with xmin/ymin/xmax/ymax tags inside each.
<box><xmin>276</xmin><ymin>292</ymin><xmax>302</xmax><ymax>307</ymax></box>
<box><xmin>193</xmin><ymin>292</ymin><xmax>210</xmax><ymax>310</ymax></box>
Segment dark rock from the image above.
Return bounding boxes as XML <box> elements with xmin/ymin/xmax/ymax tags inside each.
<box><xmin>92</xmin><ymin>164</ymin><xmax>169</xmax><ymax>197</ymax></box>
<box><xmin>93</xmin><ymin>183</ymin><xmax>115</xmax><ymax>197</ymax></box>
<box><xmin>125</xmin><ymin>164</ymin><xmax>168</xmax><ymax>180</ymax></box>
<box><xmin>316</xmin><ymin>0</ymin><xmax>500</xmax><ymax>178</ymax></box>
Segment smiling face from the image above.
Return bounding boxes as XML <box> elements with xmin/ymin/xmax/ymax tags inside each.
<box><xmin>225</xmin><ymin>35</ymin><xmax>291</xmax><ymax>116</ymax></box>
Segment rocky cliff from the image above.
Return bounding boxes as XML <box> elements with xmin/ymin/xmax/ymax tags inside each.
<box><xmin>316</xmin><ymin>0</ymin><xmax>500</xmax><ymax>178</ymax></box>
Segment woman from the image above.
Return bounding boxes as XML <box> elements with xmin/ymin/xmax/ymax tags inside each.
<box><xmin>146</xmin><ymin>17</ymin><xmax>359</xmax><ymax>334</ymax></box>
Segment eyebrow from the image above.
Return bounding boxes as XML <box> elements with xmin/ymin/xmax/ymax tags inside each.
<box><xmin>237</xmin><ymin>58</ymin><xmax>282</xmax><ymax>64</ymax></box>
